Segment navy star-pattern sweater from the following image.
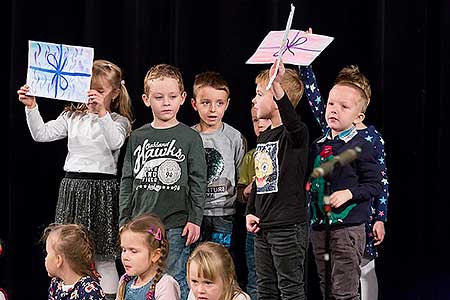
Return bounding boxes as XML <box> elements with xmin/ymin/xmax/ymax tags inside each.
<box><xmin>300</xmin><ymin>65</ymin><xmax>389</xmax><ymax>258</ymax></box>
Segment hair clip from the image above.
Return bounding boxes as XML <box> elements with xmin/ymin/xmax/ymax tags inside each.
<box><xmin>147</xmin><ymin>225</ymin><xmax>162</xmax><ymax>241</ymax></box>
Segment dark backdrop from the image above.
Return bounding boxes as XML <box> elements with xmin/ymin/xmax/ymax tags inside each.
<box><xmin>4</xmin><ymin>0</ymin><xmax>449</xmax><ymax>299</ymax></box>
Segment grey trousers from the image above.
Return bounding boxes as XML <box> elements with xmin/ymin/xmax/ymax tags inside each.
<box><xmin>311</xmin><ymin>224</ymin><xmax>366</xmax><ymax>300</ymax></box>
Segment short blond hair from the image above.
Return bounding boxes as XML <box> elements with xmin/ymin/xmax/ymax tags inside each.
<box><xmin>193</xmin><ymin>71</ymin><xmax>230</xmax><ymax>99</ymax></box>
<box><xmin>187</xmin><ymin>242</ymin><xmax>245</xmax><ymax>300</ymax></box>
<box><xmin>144</xmin><ymin>64</ymin><xmax>184</xmax><ymax>95</ymax></box>
<box><xmin>334</xmin><ymin>65</ymin><xmax>371</xmax><ymax>112</ymax></box>
<box><xmin>255</xmin><ymin>68</ymin><xmax>304</xmax><ymax>108</ymax></box>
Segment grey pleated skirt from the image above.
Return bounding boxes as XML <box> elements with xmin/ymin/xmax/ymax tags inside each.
<box><xmin>55</xmin><ymin>172</ymin><xmax>120</xmax><ymax>260</ymax></box>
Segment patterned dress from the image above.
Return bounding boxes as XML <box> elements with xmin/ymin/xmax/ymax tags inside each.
<box><xmin>48</xmin><ymin>276</ymin><xmax>106</xmax><ymax>300</ymax></box>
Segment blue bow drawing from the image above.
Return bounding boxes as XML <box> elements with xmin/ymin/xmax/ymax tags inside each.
<box><xmin>29</xmin><ymin>44</ymin><xmax>91</xmax><ymax>98</ymax></box>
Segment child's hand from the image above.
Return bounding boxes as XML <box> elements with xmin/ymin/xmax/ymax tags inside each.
<box><xmin>246</xmin><ymin>214</ymin><xmax>260</xmax><ymax>233</ymax></box>
<box><xmin>304</xmin><ymin>27</ymin><xmax>313</xmax><ymax>34</ymax></box>
<box><xmin>17</xmin><ymin>85</ymin><xmax>36</xmax><ymax>109</ymax></box>
<box><xmin>182</xmin><ymin>222</ymin><xmax>200</xmax><ymax>246</ymax></box>
<box><xmin>270</xmin><ymin>60</ymin><xmax>286</xmax><ymax>84</ymax></box>
<box><xmin>87</xmin><ymin>89</ymin><xmax>107</xmax><ymax>117</ymax></box>
<box><xmin>329</xmin><ymin>189</ymin><xmax>353</xmax><ymax>208</ymax></box>
<box><xmin>373</xmin><ymin>221</ymin><xmax>385</xmax><ymax>246</ymax></box>
<box><xmin>243</xmin><ymin>178</ymin><xmax>255</xmax><ymax>199</ymax></box>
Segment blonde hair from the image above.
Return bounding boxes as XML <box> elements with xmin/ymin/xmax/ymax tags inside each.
<box><xmin>144</xmin><ymin>64</ymin><xmax>185</xmax><ymax>95</ymax></box>
<box><xmin>255</xmin><ymin>68</ymin><xmax>304</xmax><ymax>108</ymax></box>
<box><xmin>64</xmin><ymin>59</ymin><xmax>133</xmax><ymax>122</ymax></box>
<box><xmin>117</xmin><ymin>214</ymin><xmax>169</xmax><ymax>300</ymax></box>
<box><xmin>41</xmin><ymin>223</ymin><xmax>99</xmax><ymax>280</ymax></box>
<box><xmin>193</xmin><ymin>71</ymin><xmax>230</xmax><ymax>99</ymax></box>
<box><xmin>334</xmin><ymin>65</ymin><xmax>371</xmax><ymax>112</ymax></box>
<box><xmin>187</xmin><ymin>242</ymin><xmax>245</xmax><ymax>300</ymax></box>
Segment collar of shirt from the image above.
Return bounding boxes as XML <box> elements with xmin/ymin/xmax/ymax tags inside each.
<box><xmin>317</xmin><ymin>126</ymin><xmax>358</xmax><ymax>143</ymax></box>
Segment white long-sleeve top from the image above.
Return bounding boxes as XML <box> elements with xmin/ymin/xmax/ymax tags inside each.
<box><xmin>25</xmin><ymin>105</ymin><xmax>131</xmax><ymax>175</ymax></box>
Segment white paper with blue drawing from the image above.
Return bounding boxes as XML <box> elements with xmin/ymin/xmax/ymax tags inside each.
<box><xmin>26</xmin><ymin>41</ymin><xmax>94</xmax><ymax>103</ymax></box>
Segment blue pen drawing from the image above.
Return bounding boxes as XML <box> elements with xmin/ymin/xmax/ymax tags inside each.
<box><xmin>26</xmin><ymin>41</ymin><xmax>94</xmax><ymax>103</ymax></box>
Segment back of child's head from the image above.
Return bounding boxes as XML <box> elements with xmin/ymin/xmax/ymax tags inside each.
<box><xmin>117</xmin><ymin>214</ymin><xmax>169</xmax><ymax>300</ymax></box>
<box><xmin>187</xmin><ymin>241</ymin><xmax>243</xmax><ymax>300</ymax></box>
<box><xmin>255</xmin><ymin>67</ymin><xmax>304</xmax><ymax>108</ymax></box>
<box><xmin>334</xmin><ymin>65</ymin><xmax>371</xmax><ymax>113</ymax></box>
<box><xmin>144</xmin><ymin>64</ymin><xmax>184</xmax><ymax>95</ymax></box>
<box><xmin>193</xmin><ymin>71</ymin><xmax>230</xmax><ymax>99</ymax></box>
<box><xmin>41</xmin><ymin>223</ymin><xmax>99</xmax><ymax>280</ymax></box>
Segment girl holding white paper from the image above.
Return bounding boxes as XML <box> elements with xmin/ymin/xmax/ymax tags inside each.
<box><xmin>17</xmin><ymin>59</ymin><xmax>133</xmax><ymax>299</ymax></box>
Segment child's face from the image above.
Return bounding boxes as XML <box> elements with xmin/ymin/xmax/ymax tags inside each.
<box><xmin>191</xmin><ymin>86</ymin><xmax>229</xmax><ymax>130</ymax></box>
<box><xmin>188</xmin><ymin>261</ymin><xmax>223</xmax><ymax>300</ymax></box>
<box><xmin>325</xmin><ymin>84</ymin><xmax>365</xmax><ymax>135</ymax></box>
<box><xmin>251</xmin><ymin>109</ymin><xmax>272</xmax><ymax>137</ymax></box>
<box><xmin>120</xmin><ymin>231</ymin><xmax>158</xmax><ymax>279</ymax></box>
<box><xmin>142</xmin><ymin>77</ymin><xmax>186</xmax><ymax>125</ymax></box>
<box><xmin>89</xmin><ymin>75</ymin><xmax>118</xmax><ymax>113</ymax></box>
<box><xmin>252</xmin><ymin>83</ymin><xmax>276</xmax><ymax>120</ymax></box>
<box><xmin>44</xmin><ymin>234</ymin><xmax>60</xmax><ymax>278</ymax></box>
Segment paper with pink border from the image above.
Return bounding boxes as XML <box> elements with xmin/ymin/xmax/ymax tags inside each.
<box><xmin>246</xmin><ymin>30</ymin><xmax>334</xmax><ymax>66</ymax></box>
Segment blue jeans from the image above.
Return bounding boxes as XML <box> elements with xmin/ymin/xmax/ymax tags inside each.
<box><xmin>166</xmin><ymin>227</ymin><xmax>191</xmax><ymax>300</ymax></box>
<box><xmin>255</xmin><ymin>223</ymin><xmax>308</xmax><ymax>300</ymax></box>
<box><xmin>200</xmin><ymin>215</ymin><xmax>233</xmax><ymax>248</ymax></box>
<box><xmin>246</xmin><ymin>232</ymin><xmax>257</xmax><ymax>300</ymax></box>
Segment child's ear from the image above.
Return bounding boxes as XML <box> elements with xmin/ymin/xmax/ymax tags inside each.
<box><xmin>142</xmin><ymin>94</ymin><xmax>151</xmax><ymax>107</ymax></box>
<box><xmin>151</xmin><ymin>248</ymin><xmax>162</xmax><ymax>264</ymax></box>
<box><xmin>191</xmin><ymin>98</ymin><xmax>198</xmax><ymax>111</ymax></box>
<box><xmin>224</xmin><ymin>98</ymin><xmax>230</xmax><ymax>110</ymax></box>
<box><xmin>56</xmin><ymin>254</ymin><xmax>64</xmax><ymax>268</ymax></box>
<box><xmin>273</xmin><ymin>101</ymin><xmax>279</xmax><ymax>111</ymax></box>
<box><xmin>353</xmin><ymin>112</ymin><xmax>365</xmax><ymax>125</ymax></box>
<box><xmin>180</xmin><ymin>91</ymin><xmax>187</xmax><ymax>105</ymax></box>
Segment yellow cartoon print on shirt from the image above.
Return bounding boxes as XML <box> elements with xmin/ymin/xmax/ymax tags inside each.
<box><xmin>254</xmin><ymin>141</ymin><xmax>279</xmax><ymax>194</ymax></box>
<box><xmin>255</xmin><ymin>152</ymin><xmax>273</xmax><ymax>187</ymax></box>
